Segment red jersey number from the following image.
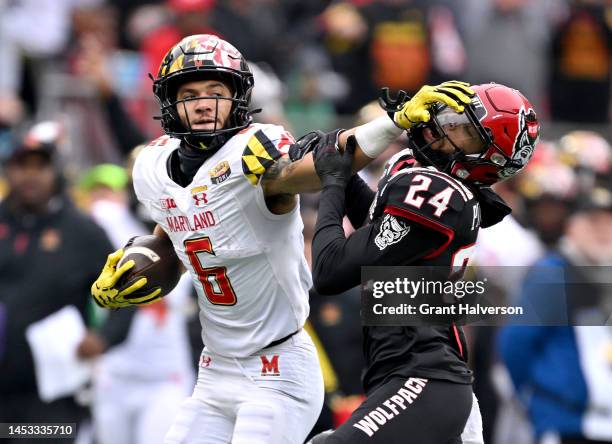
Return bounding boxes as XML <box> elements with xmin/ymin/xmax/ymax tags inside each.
<box><xmin>184</xmin><ymin>237</ymin><xmax>237</xmax><ymax>305</ymax></box>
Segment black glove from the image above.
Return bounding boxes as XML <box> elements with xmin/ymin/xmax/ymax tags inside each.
<box><xmin>288</xmin><ymin>130</ymin><xmax>324</xmax><ymax>162</ymax></box>
<box><xmin>314</xmin><ymin>129</ymin><xmax>356</xmax><ymax>189</ymax></box>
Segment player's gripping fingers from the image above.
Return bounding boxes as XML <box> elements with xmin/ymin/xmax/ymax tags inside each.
<box><xmin>117</xmin><ymin>276</ymin><xmax>148</xmax><ymax>298</ymax></box>
<box><xmin>435</xmin><ymin>81</ymin><xmax>474</xmax><ymax>106</ymax></box>
<box><xmin>127</xmin><ymin>288</ymin><xmax>163</xmax><ymax>306</ymax></box>
<box><xmin>424</xmin><ymin>90</ymin><xmax>469</xmax><ymax>113</ymax></box>
<box><xmin>438</xmin><ymin>80</ymin><xmax>474</xmax><ymax>97</ymax></box>
<box><xmin>112</xmin><ymin>259</ymin><xmax>136</xmax><ymax>286</ymax></box>
<box><xmin>435</xmin><ymin>86</ymin><xmax>473</xmax><ymax>107</ymax></box>
<box><xmin>106</xmin><ymin>248</ymin><xmax>124</xmax><ymax>267</ymax></box>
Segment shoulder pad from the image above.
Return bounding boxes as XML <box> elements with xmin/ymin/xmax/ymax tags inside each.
<box><xmin>144</xmin><ymin>135</ymin><xmax>180</xmax><ymax>149</ymax></box>
<box><xmin>242</xmin><ymin>126</ymin><xmax>295</xmax><ymax>185</ymax></box>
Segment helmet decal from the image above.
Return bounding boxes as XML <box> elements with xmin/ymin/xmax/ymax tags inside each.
<box><xmin>471</xmin><ymin>94</ymin><xmax>487</xmax><ymax>122</ymax></box>
<box><xmin>153</xmin><ymin>34</ymin><xmax>254</xmax><ymax>152</ymax></box>
<box><xmin>502</xmin><ymin>106</ymin><xmax>538</xmax><ymax>179</ymax></box>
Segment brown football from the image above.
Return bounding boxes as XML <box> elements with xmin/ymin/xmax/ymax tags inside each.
<box><xmin>115</xmin><ymin>235</ymin><xmax>182</xmax><ymax>302</ymax></box>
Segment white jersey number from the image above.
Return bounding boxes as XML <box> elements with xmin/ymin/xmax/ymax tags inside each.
<box><xmin>404</xmin><ymin>174</ymin><xmax>454</xmax><ymax>217</ymax></box>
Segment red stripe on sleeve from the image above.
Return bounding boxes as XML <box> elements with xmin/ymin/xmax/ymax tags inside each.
<box><xmin>452</xmin><ymin>325</ymin><xmax>464</xmax><ymax>358</ymax></box>
<box><xmin>383</xmin><ymin>205</ymin><xmax>455</xmax><ymax>259</ymax></box>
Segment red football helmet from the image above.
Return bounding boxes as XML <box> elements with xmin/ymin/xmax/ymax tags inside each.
<box><xmin>153</xmin><ymin>34</ymin><xmax>254</xmax><ymax>151</ymax></box>
<box><xmin>409</xmin><ymin>83</ymin><xmax>540</xmax><ymax>185</ymax></box>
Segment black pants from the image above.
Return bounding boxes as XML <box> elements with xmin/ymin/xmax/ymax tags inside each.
<box><xmin>326</xmin><ymin>377</ymin><xmax>473</xmax><ymax>444</ymax></box>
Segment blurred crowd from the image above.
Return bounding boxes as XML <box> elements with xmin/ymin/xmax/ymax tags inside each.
<box><xmin>0</xmin><ymin>0</ymin><xmax>610</xmax><ymax>443</ymax></box>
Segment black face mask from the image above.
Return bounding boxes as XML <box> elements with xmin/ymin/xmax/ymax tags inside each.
<box><xmin>409</xmin><ymin>125</ymin><xmax>462</xmax><ymax>174</ymax></box>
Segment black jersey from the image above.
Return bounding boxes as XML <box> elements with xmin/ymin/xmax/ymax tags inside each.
<box><xmin>312</xmin><ymin>151</ymin><xmax>489</xmax><ymax>394</ymax></box>
<box><xmin>363</xmin><ymin>160</ymin><xmax>481</xmax><ymax>392</ymax></box>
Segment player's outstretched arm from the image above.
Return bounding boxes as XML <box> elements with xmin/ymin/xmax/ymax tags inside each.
<box><xmin>310</xmin><ymin>132</ymin><xmax>446</xmax><ymax>294</ymax></box>
<box><xmin>262</xmin><ymin>81</ymin><xmax>474</xmax><ymax>197</ymax></box>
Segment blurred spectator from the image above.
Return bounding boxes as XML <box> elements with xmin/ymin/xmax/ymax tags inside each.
<box><xmin>78</xmin><ymin>163</ymin><xmax>195</xmax><ymax>444</ymax></box>
<box><xmin>516</xmin><ymin>141</ymin><xmax>580</xmax><ymax>248</ymax></box>
<box><xmin>499</xmin><ymin>131</ymin><xmax>612</xmax><ymax>443</ymax></box>
<box><xmin>0</xmin><ymin>122</ymin><xmax>112</xmax><ymax>442</ymax></box>
<box><xmin>0</xmin><ymin>0</ymin><xmax>104</xmax><ymax>123</ymax></box>
<box><xmin>139</xmin><ymin>0</ymin><xmax>219</xmax><ymax>83</ymax></box>
<box><xmin>549</xmin><ymin>0</ymin><xmax>612</xmax><ymax>123</ymax></box>
<box><xmin>249</xmin><ymin>62</ymin><xmax>291</xmax><ymax>128</ymax></box>
<box><xmin>74</xmin><ymin>34</ymin><xmax>148</xmax><ymax>156</ymax></box>
<box><xmin>106</xmin><ymin>0</ymin><xmax>164</xmax><ymax>50</ymax></box>
<box><xmin>463</xmin><ymin>0</ymin><xmax>564</xmax><ymax>113</ymax></box>
<box><xmin>558</xmin><ymin>130</ymin><xmax>612</xmax><ymax>192</ymax></box>
<box><xmin>498</xmin><ymin>181</ymin><xmax>612</xmax><ymax>444</ymax></box>
<box><xmin>322</xmin><ymin>0</ymin><xmax>466</xmax><ymax>113</ymax></box>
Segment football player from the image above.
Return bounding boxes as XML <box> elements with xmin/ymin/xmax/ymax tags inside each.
<box><xmin>90</xmin><ymin>34</ymin><xmax>474</xmax><ymax>444</ymax></box>
<box><xmin>309</xmin><ymin>83</ymin><xmax>539</xmax><ymax>443</ymax></box>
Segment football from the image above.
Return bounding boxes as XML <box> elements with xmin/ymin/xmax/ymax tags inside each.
<box><xmin>115</xmin><ymin>235</ymin><xmax>182</xmax><ymax>302</ymax></box>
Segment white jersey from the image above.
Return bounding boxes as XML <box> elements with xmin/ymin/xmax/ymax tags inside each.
<box><xmin>133</xmin><ymin>124</ymin><xmax>312</xmax><ymax>357</ymax></box>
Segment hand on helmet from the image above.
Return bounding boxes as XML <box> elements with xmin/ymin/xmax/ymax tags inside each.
<box><xmin>393</xmin><ymin>81</ymin><xmax>475</xmax><ymax>129</ymax></box>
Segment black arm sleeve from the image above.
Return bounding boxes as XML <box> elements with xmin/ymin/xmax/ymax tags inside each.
<box><xmin>103</xmin><ymin>93</ymin><xmax>146</xmax><ymax>156</ymax></box>
<box><xmin>312</xmin><ymin>186</ymin><xmax>447</xmax><ymax>295</ymax></box>
<box><xmin>344</xmin><ymin>174</ymin><xmax>376</xmax><ymax>229</ymax></box>
<box><xmin>97</xmin><ymin>306</ymin><xmax>137</xmax><ymax>347</ymax></box>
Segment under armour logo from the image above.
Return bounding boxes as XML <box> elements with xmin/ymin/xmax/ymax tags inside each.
<box><xmin>192</xmin><ymin>192</ymin><xmax>208</xmax><ymax>207</ymax></box>
<box><xmin>200</xmin><ymin>355</ymin><xmax>212</xmax><ymax>368</ymax></box>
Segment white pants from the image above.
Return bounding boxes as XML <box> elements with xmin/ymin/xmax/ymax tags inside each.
<box><xmin>461</xmin><ymin>393</ymin><xmax>485</xmax><ymax>444</ymax></box>
<box><xmin>165</xmin><ymin>329</ymin><xmax>325</xmax><ymax>444</ymax></box>
<box><xmin>94</xmin><ymin>376</ymin><xmax>191</xmax><ymax>444</ymax></box>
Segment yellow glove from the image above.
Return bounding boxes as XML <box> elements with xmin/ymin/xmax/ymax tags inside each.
<box><xmin>393</xmin><ymin>80</ymin><xmax>475</xmax><ymax>129</ymax></box>
<box><xmin>91</xmin><ymin>249</ymin><xmax>161</xmax><ymax>309</ymax></box>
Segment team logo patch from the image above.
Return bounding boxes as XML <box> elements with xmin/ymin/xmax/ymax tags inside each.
<box><xmin>160</xmin><ymin>197</ymin><xmax>177</xmax><ymax>210</ymax></box>
<box><xmin>209</xmin><ymin>161</ymin><xmax>231</xmax><ymax>184</ymax></box>
<box><xmin>374</xmin><ymin>214</ymin><xmax>410</xmax><ymax>250</ymax></box>
<box><xmin>191</xmin><ymin>186</ymin><xmax>209</xmax><ymax>207</ymax></box>
<box><xmin>501</xmin><ymin>107</ymin><xmax>539</xmax><ymax>179</ymax></box>
<box><xmin>260</xmin><ymin>355</ymin><xmax>280</xmax><ymax>376</ymax></box>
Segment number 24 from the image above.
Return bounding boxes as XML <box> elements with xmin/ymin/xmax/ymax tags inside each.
<box><xmin>404</xmin><ymin>174</ymin><xmax>454</xmax><ymax>218</ymax></box>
